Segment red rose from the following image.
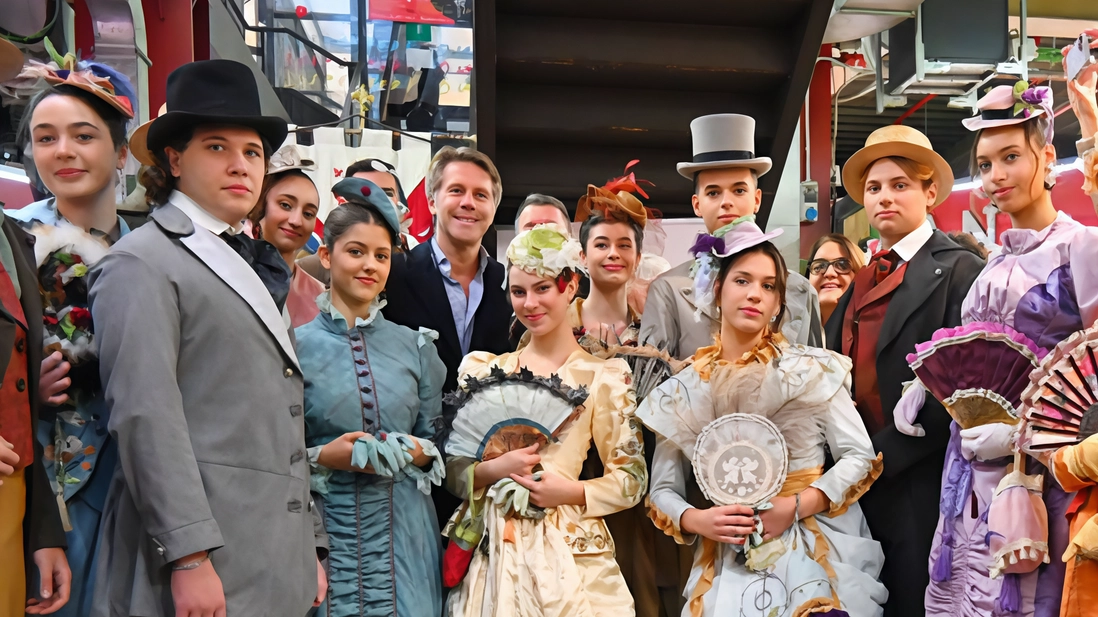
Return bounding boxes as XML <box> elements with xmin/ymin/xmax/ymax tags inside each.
<box><xmin>68</xmin><ymin>306</ymin><xmax>93</xmax><ymax>329</ymax></box>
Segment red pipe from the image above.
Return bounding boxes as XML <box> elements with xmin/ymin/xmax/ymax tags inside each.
<box><xmin>893</xmin><ymin>94</ymin><xmax>938</xmax><ymax>125</ymax></box>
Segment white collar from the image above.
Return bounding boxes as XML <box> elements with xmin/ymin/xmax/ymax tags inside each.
<box><xmin>168</xmin><ymin>190</ymin><xmax>244</xmax><ymax>236</ymax></box>
<box><xmin>883</xmin><ymin>219</ymin><xmax>934</xmax><ymax>262</ymax></box>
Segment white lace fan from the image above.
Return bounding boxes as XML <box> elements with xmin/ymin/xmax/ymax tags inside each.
<box><xmin>693</xmin><ymin>413</ymin><xmax>788</xmax><ymax>507</ymax></box>
<box><xmin>444</xmin><ymin>367</ymin><xmax>590</xmax><ymax>461</ymax></box>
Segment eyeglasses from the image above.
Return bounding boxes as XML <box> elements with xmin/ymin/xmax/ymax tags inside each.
<box><xmin>808</xmin><ymin>258</ymin><xmax>853</xmax><ymax>276</ymax></box>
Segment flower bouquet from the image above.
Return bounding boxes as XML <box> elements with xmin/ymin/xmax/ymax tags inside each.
<box><xmin>32</xmin><ymin>223</ymin><xmax>110</xmax><ymax>395</ymax></box>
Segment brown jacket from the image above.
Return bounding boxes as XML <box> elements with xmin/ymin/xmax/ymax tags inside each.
<box><xmin>0</xmin><ymin>216</ymin><xmax>67</xmax><ymax>593</ymax></box>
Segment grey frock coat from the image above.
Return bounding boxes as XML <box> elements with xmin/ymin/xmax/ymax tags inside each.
<box><xmin>87</xmin><ymin>201</ymin><xmax>326</xmax><ymax>616</ymax></box>
<box><xmin>639</xmin><ymin>260</ymin><xmax>822</xmax><ymax>360</ymax></box>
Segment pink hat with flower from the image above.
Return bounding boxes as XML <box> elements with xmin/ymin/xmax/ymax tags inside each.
<box><xmin>961</xmin><ymin>81</ymin><xmax>1055</xmax><ymax>143</ymax></box>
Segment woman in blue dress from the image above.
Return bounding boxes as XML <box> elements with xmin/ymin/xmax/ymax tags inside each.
<box><xmin>11</xmin><ymin>60</ymin><xmax>136</xmax><ymax>617</ymax></box>
<box><xmin>297</xmin><ymin>177</ymin><xmax>447</xmax><ymax>617</ymax></box>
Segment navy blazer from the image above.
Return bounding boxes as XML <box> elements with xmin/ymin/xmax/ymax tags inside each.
<box><xmin>382</xmin><ymin>241</ymin><xmax>513</xmax><ymax>394</ymax></box>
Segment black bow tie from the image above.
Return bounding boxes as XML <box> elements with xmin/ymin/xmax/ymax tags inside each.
<box><xmin>220</xmin><ymin>232</ymin><xmax>291</xmax><ymax>311</ymax></box>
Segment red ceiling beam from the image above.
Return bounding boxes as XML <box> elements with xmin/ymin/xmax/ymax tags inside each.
<box><xmin>893</xmin><ymin>94</ymin><xmax>938</xmax><ymax>125</ymax></box>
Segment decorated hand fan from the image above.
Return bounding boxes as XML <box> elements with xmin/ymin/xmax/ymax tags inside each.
<box><xmin>692</xmin><ymin>414</ymin><xmax>788</xmax><ymax>508</ymax></box>
<box><xmin>907</xmin><ymin>323</ymin><xmax>1044</xmax><ymax>430</ymax></box>
<box><xmin>443</xmin><ymin>366</ymin><xmax>589</xmax><ymax>461</ymax></box>
<box><xmin>1020</xmin><ymin>326</ymin><xmax>1098</xmax><ymax>450</ymax></box>
<box><xmin>602</xmin><ymin>344</ymin><xmax>685</xmax><ymax>400</ymax></box>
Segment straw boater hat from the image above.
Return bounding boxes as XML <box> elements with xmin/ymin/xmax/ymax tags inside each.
<box><xmin>841</xmin><ymin>124</ymin><xmax>954</xmax><ymax>208</ymax></box>
<box><xmin>676</xmin><ymin>114</ymin><xmax>773</xmax><ymax>179</ymax></box>
<box><xmin>129</xmin><ymin>103</ymin><xmax>167</xmax><ymax>166</ymax></box>
<box><xmin>137</xmin><ymin>59</ymin><xmax>287</xmax><ymax>166</ymax></box>
<box><xmin>0</xmin><ymin>38</ymin><xmax>22</xmax><ymax>82</ymax></box>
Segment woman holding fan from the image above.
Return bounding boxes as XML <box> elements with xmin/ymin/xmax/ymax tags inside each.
<box><xmin>1009</xmin><ymin>30</ymin><xmax>1098</xmax><ymax>617</ymax></box>
<box><xmin>442</xmin><ymin>225</ymin><xmax>647</xmax><ymax>617</ymax></box>
<box><xmin>901</xmin><ymin>69</ymin><xmax>1098</xmax><ymax>615</ymax></box>
<box><xmin>638</xmin><ymin>217</ymin><xmax>886</xmax><ymax>617</ymax></box>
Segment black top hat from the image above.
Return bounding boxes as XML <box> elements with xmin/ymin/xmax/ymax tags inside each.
<box><xmin>145</xmin><ymin>60</ymin><xmax>288</xmax><ymax>163</ymax></box>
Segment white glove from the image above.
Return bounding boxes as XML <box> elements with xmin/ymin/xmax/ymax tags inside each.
<box><xmin>894</xmin><ymin>380</ymin><xmax>926</xmax><ymax>437</ymax></box>
<box><xmin>959</xmin><ymin>423</ymin><xmax>1017</xmax><ymax>462</ymax></box>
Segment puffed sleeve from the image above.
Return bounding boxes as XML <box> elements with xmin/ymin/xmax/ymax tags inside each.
<box><xmin>647</xmin><ymin>435</ymin><xmax>696</xmax><ymax>545</ymax></box>
<box><xmin>1051</xmin><ymin>434</ymin><xmax>1098</xmax><ymax>493</ymax></box>
<box><xmin>1052</xmin><ymin>434</ymin><xmax>1098</xmax><ymax>560</ymax></box>
<box><xmin>639</xmin><ymin>276</ymin><xmax>681</xmax><ymax>360</ymax></box>
<box><xmin>1069</xmin><ymin>225</ymin><xmax>1098</xmax><ymax>330</ymax></box>
<box><xmin>812</xmin><ymin>386</ymin><xmax>883</xmax><ymax>516</ymax></box>
<box><xmin>580</xmin><ymin>358</ymin><xmax>647</xmax><ymax>518</ymax></box>
<box><xmin>412</xmin><ymin>328</ymin><xmax>446</xmax><ymax>440</ymax></box>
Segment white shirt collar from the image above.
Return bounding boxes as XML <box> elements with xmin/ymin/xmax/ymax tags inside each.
<box><xmin>883</xmin><ymin>219</ymin><xmax>934</xmax><ymax>263</ymax></box>
<box><xmin>168</xmin><ymin>190</ymin><xmax>244</xmax><ymax>235</ymax></box>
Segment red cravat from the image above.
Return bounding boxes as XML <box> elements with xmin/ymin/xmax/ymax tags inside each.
<box><xmin>872</xmin><ymin>249</ymin><xmax>898</xmax><ymax>285</ymax></box>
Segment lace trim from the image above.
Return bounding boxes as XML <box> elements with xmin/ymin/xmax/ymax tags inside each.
<box><xmin>829</xmin><ymin>453</ymin><xmax>884</xmax><ymax>517</ymax></box>
<box><xmin>694</xmin><ymin>330</ymin><xmax>786</xmax><ymax>381</ymax></box>
<box><xmin>646</xmin><ymin>495</ymin><xmax>688</xmax><ymax>545</ymax></box>
<box><xmin>989</xmin><ymin>540</ymin><xmax>1050</xmax><ymax>578</ymax></box>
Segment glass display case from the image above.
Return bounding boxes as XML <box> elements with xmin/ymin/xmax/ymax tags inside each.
<box><xmin>253</xmin><ymin>0</ymin><xmax>475</xmax><ymax>136</ymax></box>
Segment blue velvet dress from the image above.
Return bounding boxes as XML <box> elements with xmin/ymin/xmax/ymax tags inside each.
<box><xmin>298</xmin><ymin>293</ymin><xmax>446</xmax><ymax>617</ymax></box>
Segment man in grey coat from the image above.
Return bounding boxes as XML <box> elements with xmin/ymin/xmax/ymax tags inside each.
<box><xmin>88</xmin><ymin>60</ymin><xmax>327</xmax><ymax>617</ymax></box>
<box><xmin>640</xmin><ymin>114</ymin><xmax>821</xmax><ymax>361</ymax></box>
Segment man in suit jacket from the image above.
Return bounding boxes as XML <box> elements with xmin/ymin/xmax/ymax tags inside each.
<box><xmin>640</xmin><ymin>114</ymin><xmax>821</xmax><ymax>361</ymax></box>
<box><xmin>0</xmin><ymin>211</ymin><xmax>70</xmax><ymax>615</ymax></box>
<box><xmin>87</xmin><ymin>60</ymin><xmax>327</xmax><ymax>617</ymax></box>
<box><xmin>382</xmin><ymin>146</ymin><xmax>512</xmax><ymax>538</ymax></box>
<box><xmin>826</xmin><ymin>125</ymin><xmax>985</xmax><ymax>617</ymax></box>
<box><xmin>383</xmin><ymin>146</ymin><xmax>512</xmax><ymax>393</ymax></box>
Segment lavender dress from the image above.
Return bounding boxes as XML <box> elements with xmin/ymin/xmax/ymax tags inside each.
<box><xmin>925</xmin><ymin>212</ymin><xmax>1098</xmax><ymax>617</ymax></box>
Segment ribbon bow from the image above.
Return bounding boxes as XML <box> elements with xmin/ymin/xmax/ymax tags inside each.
<box><xmin>1011</xmin><ymin>81</ymin><xmax>1055</xmax><ymax>143</ymax></box>
<box><xmin>574</xmin><ymin>160</ymin><xmax>657</xmax><ymax>229</ymax></box>
<box><xmin>688</xmin><ymin>233</ymin><xmax>725</xmax><ymax>259</ymax></box>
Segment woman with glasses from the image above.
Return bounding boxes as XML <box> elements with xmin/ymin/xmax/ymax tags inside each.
<box><xmin>805</xmin><ymin>234</ymin><xmax>865</xmax><ymax>330</ymax></box>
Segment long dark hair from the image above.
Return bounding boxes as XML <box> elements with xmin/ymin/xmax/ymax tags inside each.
<box><xmin>713</xmin><ymin>241</ymin><xmax>788</xmax><ymax>328</ymax></box>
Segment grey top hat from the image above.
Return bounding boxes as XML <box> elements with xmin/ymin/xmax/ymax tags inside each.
<box><xmin>676</xmin><ymin>114</ymin><xmax>773</xmax><ymax>179</ymax></box>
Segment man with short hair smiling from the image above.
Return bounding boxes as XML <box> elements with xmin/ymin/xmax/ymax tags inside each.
<box><xmin>87</xmin><ymin>59</ymin><xmax>327</xmax><ymax>617</ymax></box>
<box><xmin>515</xmin><ymin>193</ymin><xmax>571</xmax><ymax>233</ymax></box>
<box><xmin>382</xmin><ymin>146</ymin><xmax>512</xmax><ymax>392</ymax></box>
<box><xmin>382</xmin><ymin>146</ymin><xmax>512</xmax><ymax>536</ymax></box>
<box><xmin>640</xmin><ymin>114</ymin><xmax>822</xmax><ymax>361</ymax></box>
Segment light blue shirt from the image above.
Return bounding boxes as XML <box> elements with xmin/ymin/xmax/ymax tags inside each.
<box><xmin>430</xmin><ymin>237</ymin><xmax>487</xmax><ymax>356</ymax></box>
<box><xmin>8</xmin><ymin>197</ymin><xmax>132</xmax><ymax>240</ymax></box>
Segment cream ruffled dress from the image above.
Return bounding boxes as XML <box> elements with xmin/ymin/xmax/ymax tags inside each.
<box><xmin>444</xmin><ymin>349</ymin><xmax>648</xmax><ymax>617</ymax></box>
<box><xmin>638</xmin><ymin>335</ymin><xmax>888</xmax><ymax>617</ymax></box>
